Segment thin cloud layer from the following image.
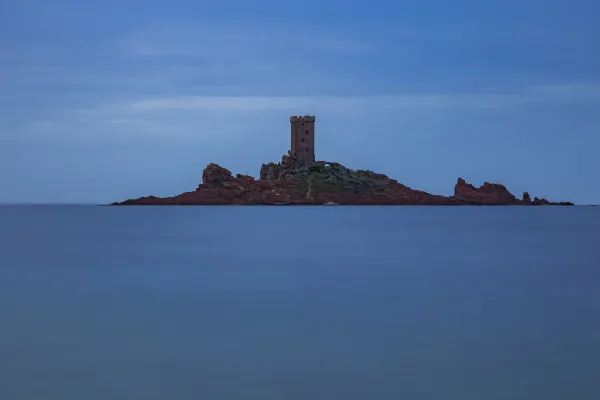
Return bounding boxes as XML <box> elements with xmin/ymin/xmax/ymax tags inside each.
<box><xmin>126</xmin><ymin>84</ymin><xmax>600</xmax><ymax>112</ymax></box>
<box><xmin>118</xmin><ymin>23</ymin><xmax>383</xmax><ymax>58</ymax></box>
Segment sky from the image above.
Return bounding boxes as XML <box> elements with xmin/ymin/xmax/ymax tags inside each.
<box><xmin>1</xmin><ymin>0</ymin><xmax>599</xmax><ymax>204</ymax></box>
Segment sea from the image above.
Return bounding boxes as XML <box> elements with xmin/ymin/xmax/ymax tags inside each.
<box><xmin>0</xmin><ymin>205</ymin><xmax>598</xmax><ymax>400</ymax></box>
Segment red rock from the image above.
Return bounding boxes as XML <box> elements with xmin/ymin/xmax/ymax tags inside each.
<box><xmin>111</xmin><ymin>163</ymin><xmax>573</xmax><ymax>206</ymax></box>
<box><xmin>453</xmin><ymin>178</ymin><xmax>519</xmax><ymax>205</ymax></box>
<box><xmin>533</xmin><ymin>197</ymin><xmax>550</xmax><ymax>206</ymax></box>
<box><xmin>201</xmin><ymin>163</ymin><xmax>234</xmax><ymax>185</ymax></box>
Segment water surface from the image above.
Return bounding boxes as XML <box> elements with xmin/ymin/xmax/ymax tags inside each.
<box><xmin>0</xmin><ymin>205</ymin><xmax>598</xmax><ymax>399</ymax></box>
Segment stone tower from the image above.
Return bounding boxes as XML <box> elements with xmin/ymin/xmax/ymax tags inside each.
<box><xmin>290</xmin><ymin>115</ymin><xmax>315</xmax><ymax>164</ymax></box>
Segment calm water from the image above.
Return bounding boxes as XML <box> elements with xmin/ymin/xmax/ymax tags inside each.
<box><xmin>0</xmin><ymin>205</ymin><xmax>599</xmax><ymax>399</ymax></box>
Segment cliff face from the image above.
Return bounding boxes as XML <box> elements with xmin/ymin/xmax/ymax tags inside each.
<box><xmin>111</xmin><ymin>157</ymin><xmax>574</xmax><ymax>206</ymax></box>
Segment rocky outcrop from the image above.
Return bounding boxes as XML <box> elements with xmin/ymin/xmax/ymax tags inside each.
<box><xmin>532</xmin><ymin>197</ymin><xmax>549</xmax><ymax>205</ymax></box>
<box><xmin>453</xmin><ymin>178</ymin><xmax>519</xmax><ymax>205</ymax></box>
<box><xmin>201</xmin><ymin>163</ymin><xmax>235</xmax><ymax>185</ymax></box>
<box><xmin>197</xmin><ymin>163</ymin><xmax>257</xmax><ymax>194</ymax></box>
<box><xmin>111</xmin><ymin>160</ymin><xmax>574</xmax><ymax>206</ymax></box>
<box><xmin>450</xmin><ymin>178</ymin><xmax>573</xmax><ymax>206</ymax></box>
<box><xmin>259</xmin><ymin>151</ymin><xmax>317</xmax><ymax>180</ymax></box>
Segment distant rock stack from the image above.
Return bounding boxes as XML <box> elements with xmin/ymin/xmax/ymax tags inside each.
<box><xmin>453</xmin><ymin>178</ymin><xmax>518</xmax><ymax>205</ymax></box>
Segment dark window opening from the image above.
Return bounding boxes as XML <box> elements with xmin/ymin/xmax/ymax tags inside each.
<box><xmin>305</xmin><ymin>130</ymin><xmax>309</xmax><ymax>134</ymax></box>
<box><xmin>301</xmin><ymin>138</ymin><xmax>305</xmax><ymax>143</ymax></box>
<box><xmin>301</xmin><ymin>122</ymin><xmax>305</xmax><ymax>126</ymax></box>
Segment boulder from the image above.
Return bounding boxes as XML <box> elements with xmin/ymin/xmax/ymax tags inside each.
<box><xmin>202</xmin><ymin>163</ymin><xmax>234</xmax><ymax>185</ymax></box>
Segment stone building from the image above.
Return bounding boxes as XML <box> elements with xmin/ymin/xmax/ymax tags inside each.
<box><xmin>289</xmin><ymin>115</ymin><xmax>315</xmax><ymax>164</ymax></box>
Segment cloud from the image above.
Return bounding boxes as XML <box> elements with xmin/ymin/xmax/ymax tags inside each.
<box><xmin>5</xmin><ymin>19</ymin><xmax>600</xmax><ymax>143</ymax></box>
<box><xmin>122</xmin><ymin>83</ymin><xmax>600</xmax><ymax>113</ymax></box>
<box><xmin>1</xmin><ymin>22</ymin><xmax>382</xmax><ymax>101</ymax></box>
<box><xmin>118</xmin><ymin>22</ymin><xmax>383</xmax><ymax>60</ymax></box>
<box><xmin>27</xmin><ymin>82</ymin><xmax>592</xmax><ymax>142</ymax></box>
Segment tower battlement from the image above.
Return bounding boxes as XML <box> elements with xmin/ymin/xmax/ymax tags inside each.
<box><xmin>290</xmin><ymin>116</ymin><xmax>316</xmax><ymax>122</ymax></box>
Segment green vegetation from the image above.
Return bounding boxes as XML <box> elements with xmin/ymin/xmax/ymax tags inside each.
<box><xmin>286</xmin><ymin>163</ymin><xmax>384</xmax><ymax>192</ymax></box>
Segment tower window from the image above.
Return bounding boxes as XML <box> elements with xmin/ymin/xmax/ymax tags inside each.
<box><xmin>305</xmin><ymin>130</ymin><xmax>309</xmax><ymax>134</ymax></box>
<box><xmin>301</xmin><ymin>138</ymin><xmax>305</xmax><ymax>143</ymax></box>
<box><xmin>301</xmin><ymin>122</ymin><xmax>305</xmax><ymax>126</ymax></box>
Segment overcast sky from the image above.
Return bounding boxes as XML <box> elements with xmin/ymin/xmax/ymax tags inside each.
<box><xmin>2</xmin><ymin>0</ymin><xmax>599</xmax><ymax>204</ymax></box>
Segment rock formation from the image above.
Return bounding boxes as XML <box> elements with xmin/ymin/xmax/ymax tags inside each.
<box><xmin>453</xmin><ymin>178</ymin><xmax>519</xmax><ymax>205</ymax></box>
<box><xmin>111</xmin><ymin>156</ymin><xmax>574</xmax><ymax>206</ymax></box>
<box><xmin>110</xmin><ymin>114</ymin><xmax>575</xmax><ymax>206</ymax></box>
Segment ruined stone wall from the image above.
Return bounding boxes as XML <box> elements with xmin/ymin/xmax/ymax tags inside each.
<box><xmin>290</xmin><ymin>116</ymin><xmax>315</xmax><ymax>164</ymax></box>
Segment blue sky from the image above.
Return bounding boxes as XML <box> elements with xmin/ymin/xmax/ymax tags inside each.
<box><xmin>1</xmin><ymin>0</ymin><xmax>599</xmax><ymax>204</ymax></box>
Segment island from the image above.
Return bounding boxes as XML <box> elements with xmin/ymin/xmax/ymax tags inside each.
<box><xmin>111</xmin><ymin>116</ymin><xmax>573</xmax><ymax>206</ymax></box>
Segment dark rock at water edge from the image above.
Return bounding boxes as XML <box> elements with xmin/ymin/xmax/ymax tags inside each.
<box><xmin>111</xmin><ymin>153</ymin><xmax>573</xmax><ymax>206</ymax></box>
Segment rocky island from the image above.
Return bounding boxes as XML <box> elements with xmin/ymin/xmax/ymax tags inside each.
<box><xmin>111</xmin><ymin>116</ymin><xmax>573</xmax><ymax>206</ymax></box>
